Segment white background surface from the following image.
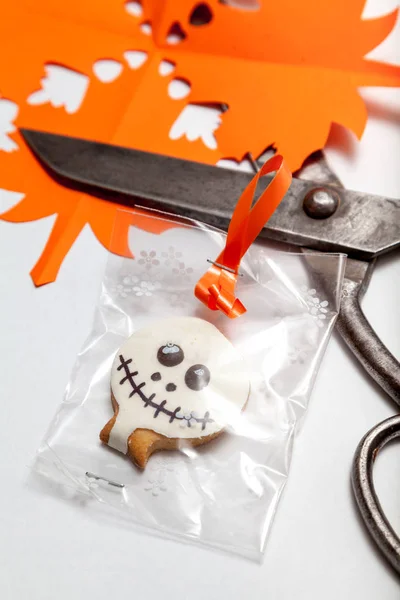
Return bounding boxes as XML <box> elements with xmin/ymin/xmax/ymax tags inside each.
<box><xmin>1</xmin><ymin>0</ymin><xmax>400</xmax><ymax>597</ymax></box>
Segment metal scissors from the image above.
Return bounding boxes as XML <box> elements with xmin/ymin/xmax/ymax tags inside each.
<box><xmin>21</xmin><ymin>129</ymin><xmax>400</xmax><ymax>573</ymax></box>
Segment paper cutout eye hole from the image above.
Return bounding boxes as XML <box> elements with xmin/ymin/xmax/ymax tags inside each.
<box><xmin>124</xmin><ymin>50</ymin><xmax>148</xmax><ymax>70</ymax></box>
<box><xmin>125</xmin><ymin>1</ymin><xmax>142</xmax><ymax>17</ymax></box>
<box><xmin>168</xmin><ymin>78</ymin><xmax>191</xmax><ymax>100</ymax></box>
<box><xmin>157</xmin><ymin>343</ymin><xmax>184</xmax><ymax>367</ymax></box>
<box><xmin>185</xmin><ymin>364</ymin><xmax>210</xmax><ymax>391</ymax></box>
<box><xmin>190</xmin><ymin>3</ymin><xmax>213</xmax><ymax>26</ymax></box>
<box><xmin>159</xmin><ymin>60</ymin><xmax>176</xmax><ymax>77</ymax></box>
<box><xmin>93</xmin><ymin>59</ymin><xmax>123</xmax><ymax>83</ymax></box>
<box><xmin>166</xmin><ymin>22</ymin><xmax>187</xmax><ymax>44</ymax></box>
<box><xmin>140</xmin><ymin>21</ymin><xmax>152</xmax><ymax>36</ymax></box>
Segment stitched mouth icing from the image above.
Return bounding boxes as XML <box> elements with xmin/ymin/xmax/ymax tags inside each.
<box><xmin>117</xmin><ymin>354</ymin><xmax>214</xmax><ymax>431</ymax></box>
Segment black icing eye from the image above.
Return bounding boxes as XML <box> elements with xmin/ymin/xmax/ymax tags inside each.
<box><xmin>157</xmin><ymin>343</ymin><xmax>184</xmax><ymax>367</ymax></box>
<box><xmin>185</xmin><ymin>364</ymin><xmax>210</xmax><ymax>391</ymax></box>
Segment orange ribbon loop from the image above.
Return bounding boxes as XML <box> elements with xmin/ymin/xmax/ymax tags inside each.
<box><xmin>195</xmin><ymin>155</ymin><xmax>292</xmax><ymax>318</ymax></box>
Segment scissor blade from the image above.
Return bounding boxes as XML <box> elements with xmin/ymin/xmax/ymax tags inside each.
<box><xmin>21</xmin><ymin>129</ymin><xmax>400</xmax><ymax>260</ymax></box>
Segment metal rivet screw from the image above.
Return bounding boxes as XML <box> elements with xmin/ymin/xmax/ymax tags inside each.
<box><xmin>303</xmin><ymin>187</ymin><xmax>340</xmax><ymax>219</ymax></box>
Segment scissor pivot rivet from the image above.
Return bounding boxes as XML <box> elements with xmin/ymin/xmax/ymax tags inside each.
<box><xmin>303</xmin><ymin>187</ymin><xmax>340</xmax><ymax>219</ymax></box>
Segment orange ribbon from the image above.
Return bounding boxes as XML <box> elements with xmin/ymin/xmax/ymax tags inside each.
<box><xmin>195</xmin><ymin>155</ymin><xmax>292</xmax><ymax>318</ymax></box>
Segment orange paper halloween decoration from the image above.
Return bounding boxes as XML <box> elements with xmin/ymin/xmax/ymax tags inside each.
<box><xmin>0</xmin><ymin>1</ymin><xmax>399</xmax><ymax>285</ymax></box>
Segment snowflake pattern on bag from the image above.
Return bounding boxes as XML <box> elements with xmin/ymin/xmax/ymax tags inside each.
<box><xmin>112</xmin><ymin>246</ymin><xmax>335</xmax><ymax>339</ymax></box>
<box><xmin>113</xmin><ymin>247</ymin><xmax>194</xmax><ymax>302</ymax></box>
<box><xmin>161</xmin><ymin>246</ymin><xmax>183</xmax><ymax>267</ymax></box>
<box><xmin>144</xmin><ymin>477</ymin><xmax>168</xmax><ymax>496</ymax></box>
<box><xmin>144</xmin><ymin>457</ymin><xmax>176</xmax><ymax>496</ymax></box>
<box><xmin>172</xmin><ymin>262</ymin><xmax>194</xmax><ymax>280</ymax></box>
<box><xmin>133</xmin><ymin>279</ymin><xmax>162</xmax><ymax>297</ymax></box>
<box><xmin>110</xmin><ymin>275</ymin><xmax>140</xmax><ymax>298</ymax></box>
<box><xmin>138</xmin><ymin>250</ymin><xmax>160</xmax><ymax>270</ymax></box>
<box><xmin>301</xmin><ymin>286</ymin><xmax>330</xmax><ymax>328</ymax></box>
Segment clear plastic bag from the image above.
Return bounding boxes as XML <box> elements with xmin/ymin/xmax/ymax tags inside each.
<box><xmin>33</xmin><ymin>209</ymin><xmax>345</xmax><ymax>560</ymax></box>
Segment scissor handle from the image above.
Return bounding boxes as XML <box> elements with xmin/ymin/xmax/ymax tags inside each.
<box><xmin>336</xmin><ymin>258</ymin><xmax>400</xmax><ymax>407</ymax></box>
<box><xmin>352</xmin><ymin>415</ymin><xmax>400</xmax><ymax>574</ymax></box>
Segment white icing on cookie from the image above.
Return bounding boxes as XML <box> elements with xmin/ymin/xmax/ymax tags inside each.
<box><xmin>108</xmin><ymin>317</ymin><xmax>250</xmax><ymax>453</ymax></box>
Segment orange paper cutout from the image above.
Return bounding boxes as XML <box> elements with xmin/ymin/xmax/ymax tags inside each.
<box><xmin>195</xmin><ymin>155</ymin><xmax>292</xmax><ymax>318</ymax></box>
<box><xmin>0</xmin><ymin>6</ymin><xmax>175</xmax><ymax>285</ymax></box>
<box><xmin>0</xmin><ymin>1</ymin><xmax>399</xmax><ymax>285</ymax></box>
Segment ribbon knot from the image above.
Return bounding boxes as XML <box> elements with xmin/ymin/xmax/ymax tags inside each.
<box><xmin>202</xmin><ymin>264</ymin><xmax>246</xmax><ymax>318</ymax></box>
<box><xmin>195</xmin><ymin>155</ymin><xmax>292</xmax><ymax>318</ymax></box>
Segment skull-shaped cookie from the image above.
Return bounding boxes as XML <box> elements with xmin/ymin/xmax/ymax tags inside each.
<box><xmin>100</xmin><ymin>317</ymin><xmax>250</xmax><ymax>468</ymax></box>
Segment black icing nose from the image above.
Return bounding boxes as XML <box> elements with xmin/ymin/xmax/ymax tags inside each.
<box><xmin>185</xmin><ymin>364</ymin><xmax>210</xmax><ymax>391</ymax></box>
<box><xmin>157</xmin><ymin>343</ymin><xmax>184</xmax><ymax>367</ymax></box>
